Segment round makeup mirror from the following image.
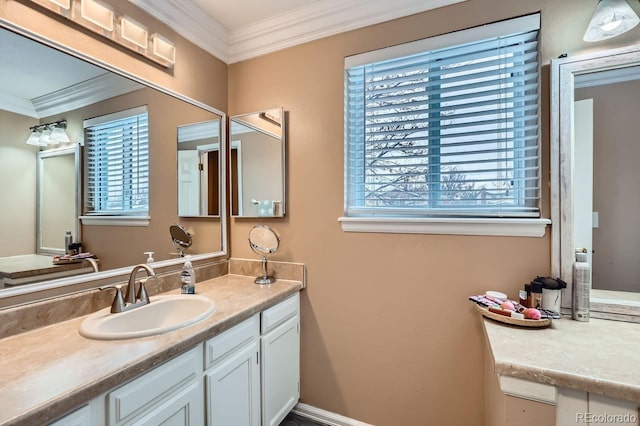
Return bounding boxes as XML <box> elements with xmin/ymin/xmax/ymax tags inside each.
<box><xmin>169</xmin><ymin>224</ymin><xmax>192</xmax><ymax>257</ymax></box>
<box><xmin>248</xmin><ymin>225</ymin><xmax>280</xmax><ymax>284</ymax></box>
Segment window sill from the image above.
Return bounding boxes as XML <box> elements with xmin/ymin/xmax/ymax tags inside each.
<box><xmin>338</xmin><ymin>216</ymin><xmax>551</xmax><ymax>237</ymax></box>
<box><xmin>80</xmin><ymin>215</ymin><xmax>150</xmax><ymax>227</ymax></box>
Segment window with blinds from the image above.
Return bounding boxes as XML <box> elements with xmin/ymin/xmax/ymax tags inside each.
<box><xmin>84</xmin><ymin>106</ymin><xmax>149</xmax><ymax>215</ymax></box>
<box><xmin>344</xmin><ymin>14</ymin><xmax>540</xmax><ymax>218</ymax></box>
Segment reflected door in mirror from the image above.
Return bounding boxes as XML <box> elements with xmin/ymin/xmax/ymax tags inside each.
<box><xmin>230</xmin><ymin>108</ymin><xmax>285</xmax><ymax>217</ymax></box>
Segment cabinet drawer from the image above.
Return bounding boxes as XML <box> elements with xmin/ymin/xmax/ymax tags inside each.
<box><xmin>107</xmin><ymin>345</ymin><xmax>201</xmax><ymax>425</ymax></box>
<box><xmin>261</xmin><ymin>293</ymin><xmax>299</xmax><ymax>334</ymax></box>
<box><xmin>204</xmin><ymin>314</ymin><xmax>259</xmax><ymax>370</ymax></box>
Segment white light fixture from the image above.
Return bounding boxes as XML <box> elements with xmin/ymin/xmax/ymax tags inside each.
<box><xmin>25</xmin><ymin>120</ymin><xmax>71</xmax><ymax>146</ymax></box>
<box><xmin>119</xmin><ymin>15</ymin><xmax>148</xmax><ymax>49</ymax></box>
<box><xmin>150</xmin><ymin>33</ymin><xmax>176</xmax><ymax>66</ymax></box>
<box><xmin>48</xmin><ymin>0</ymin><xmax>70</xmax><ymax>8</ymax></box>
<box><xmin>27</xmin><ymin>0</ymin><xmax>71</xmax><ymax>13</ymax></box>
<box><xmin>584</xmin><ymin>0</ymin><xmax>640</xmax><ymax>42</ymax></box>
<box><xmin>25</xmin><ymin>129</ymin><xmax>46</xmax><ymax>146</ymax></box>
<box><xmin>50</xmin><ymin>126</ymin><xmax>71</xmax><ymax>143</ymax></box>
<box><xmin>39</xmin><ymin>128</ymin><xmax>53</xmax><ymax>145</ymax></box>
<box><xmin>79</xmin><ymin>0</ymin><xmax>114</xmax><ymax>33</ymax></box>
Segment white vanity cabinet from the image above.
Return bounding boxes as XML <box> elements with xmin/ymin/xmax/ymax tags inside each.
<box><xmin>260</xmin><ymin>293</ymin><xmax>300</xmax><ymax>426</ymax></box>
<box><xmin>204</xmin><ymin>314</ymin><xmax>261</xmax><ymax>426</ymax></box>
<box><xmin>106</xmin><ymin>345</ymin><xmax>204</xmax><ymax>426</ymax></box>
<box><xmin>47</xmin><ymin>292</ymin><xmax>300</xmax><ymax>426</ymax></box>
<box><xmin>203</xmin><ymin>292</ymin><xmax>300</xmax><ymax>426</ymax></box>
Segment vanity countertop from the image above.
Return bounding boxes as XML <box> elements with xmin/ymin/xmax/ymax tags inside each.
<box><xmin>0</xmin><ymin>274</ymin><xmax>303</xmax><ymax>426</ymax></box>
<box><xmin>482</xmin><ymin>316</ymin><xmax>640</xmax><ymax>402</ymax></box>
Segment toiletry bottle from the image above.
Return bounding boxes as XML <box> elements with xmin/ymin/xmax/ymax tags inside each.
<box><xmin>531</xmin><ymin>282</ymin><xmax>543</xmax><ymax>308</ymax></box>
<box><xmin>64</xmin><ymin>230</ymin><xmax>72</xmax><ymax>255</ymax></box>
<box><xmin>181</xmin><ymin>256</ymin><xmax>195</xmax><ymax>294</ymax></box>
<box><xmin>144</xmin><ymin>251</ymin><xmax>155</xmax><ymax>263</ymax></box>
<box><xmin>572</xmin><ymin>248</ymin><xmax>590</xmax><ymax>322</ymax></box>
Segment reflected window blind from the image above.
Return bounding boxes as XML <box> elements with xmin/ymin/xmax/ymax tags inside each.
<box><xmin>345</xmin><ymin>14</ymin><xmax>541</xmax><ymax>218</ymax></box>
<box><xmin>84</xmin><ymin>106</ymin><xmax>149</xmax><ymax>215</ymax></box>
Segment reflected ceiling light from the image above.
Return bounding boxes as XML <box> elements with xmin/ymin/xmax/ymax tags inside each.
<box><xmin>79</xmin><ymin>0</ymin><xmax>114</xmax><ymax>33</ymax></box>
<box><xmin>150</xmin><ymin>33</ymin><xmax>176</xmax><ymax>66</ymax></box>
<box><xmin>119</xmin><ymin>15</ymin><xmax>148</xmax><ymax>49</ymax></box>
<box><xmin>39</xmin><ymin>128</ymin><xmax>53</xmax><ymax>145</ymax></box>
<box><xmin>25</xmin><ymin>120</ymin><xmax>71</xmax><ymax>147</ymax></box>
<box><xmin>25</xmin><ymin>129</ymin><xmax>46</xmax><ymax>146</ymax></box>
<box><xmin>50</xmin><ymin>126</ymin><xmax>71</xmax><ymax>143</ymax></box>
<box><xmin>584</xmin><ymin>0</ymin><xmax>640</xmax><ymax>42</ymax></box>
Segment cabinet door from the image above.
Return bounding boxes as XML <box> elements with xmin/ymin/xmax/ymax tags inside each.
<box><xmin>261</xmin><ymin>315</ymin><xmax>300</xmax><ymax>426</ymax></box>
<box><xmin>205</xmin><ymin>340</ymin><xmax>260</xmax><ymax>426</ymax></box>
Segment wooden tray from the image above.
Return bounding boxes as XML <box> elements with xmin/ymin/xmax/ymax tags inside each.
<box><xmin>475</xmin><ymin>303</ymin><xmax>552</xmax><ymax>328</ymax></box>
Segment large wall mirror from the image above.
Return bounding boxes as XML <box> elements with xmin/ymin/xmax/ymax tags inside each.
<box><xmin>230</xmin><ymin>108</ymin><xmax>286</xmax><ymax>217</ymax></box>
<box><xmin>0</xmin><ymin>24</ymin><xmax>226</xmax><ymax>307</ymax></box>
<box><xmin>551</xmin><ymin>44</ymin><xmax>640</xmax><ymax>321</ymax></box>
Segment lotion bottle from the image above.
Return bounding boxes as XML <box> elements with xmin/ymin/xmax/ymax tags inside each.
<box><xmin>572</xmin><ymin>248</ymin><xmax>590</xmax><ymax>321</ymax></box>
<box><xmin>181</xmin><ymin>256</ymin><xmax>195</xmax><ymax>294</ymax></box>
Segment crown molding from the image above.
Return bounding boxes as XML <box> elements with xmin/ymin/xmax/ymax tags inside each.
<box><xmin>227</xmin><ymin>0</ymin><xmax>466</xmax><ymax>63</ymax></box>
<box><xmin>128</xmin><ymin>0</ymin><xmax>466</xmax><ymax>64</ymax></box>
<box><xmin>32</xmin><ymin>73</ymin><xmax>144</xmax><ymax>118</ymax></box>
<box><xmin>0</xmin><ymin>92</ymin><xmax>39</xmax><ymax>118</ymax></box>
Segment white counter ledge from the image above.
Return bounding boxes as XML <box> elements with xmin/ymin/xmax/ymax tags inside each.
<box><xmin>482</xmin><ymin>316</ymin><xmax>640</xmax><ymax>403</ymax></box>
<box><xmin>0</xmin><ymin>274</ymin><xmax>303</xmax><ymax>426</ymax></box>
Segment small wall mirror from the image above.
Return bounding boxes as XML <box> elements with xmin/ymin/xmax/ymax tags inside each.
<box><xmin>37</xmin><ymin>146</ymin><xmax>80</xmax><ymax>255</ymax></box>
<box><xmin>551</xmin><ymin>44</ymin><xmax>640</xmax><ymax>321</ymax></box>
<box><xmin>177</xmin><ymin>119</ymin><xmax>222</xmax><ymax>217</ymax></box>
<box><xmin>230</xmin><ymin>108</ymin><xmax>286</xmax><ymax>218</ymax></box>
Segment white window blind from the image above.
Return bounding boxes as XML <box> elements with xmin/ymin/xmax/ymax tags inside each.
<box><xmin>345</xmin><ymin>14</ymin><xmax>541</xmax><ymax>218</ymax></box>
<box><xmin>84</xmin><ymin>106</ymin><xmax>149</xmax><ymax>215</ymax></box>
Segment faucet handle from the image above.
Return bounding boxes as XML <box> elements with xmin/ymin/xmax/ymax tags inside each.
<box><xmin>99</xmin><ymin>285</ymin><xmax>125</xmax><ymax>313</ymax></box>
<box><xmin>137</xmin><ymin>278</ymin><xmax>151</xmax><ymax>305</ymax></box>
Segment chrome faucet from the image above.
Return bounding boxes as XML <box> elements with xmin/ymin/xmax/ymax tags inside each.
<box><xmin>100</xmin><ymin>264</ymin><xmax>155</xmax><ymax>313</ymax></box>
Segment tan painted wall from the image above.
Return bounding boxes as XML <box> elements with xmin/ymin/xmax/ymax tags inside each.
<box><xmin>577</xmin><ymin>81</ymin><xmax>640</xmax><ymax>293</ymax></box>
<box><xmin>227</xmin><ymin>0</ymin><xmax>640</xmax><ymax>424</ymax></box>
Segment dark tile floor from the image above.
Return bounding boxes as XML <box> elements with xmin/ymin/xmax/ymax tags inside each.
<box><xmin>279</xmin><ymin>412</ymin><xmax>331</xmax><ymax>426</ymax></box>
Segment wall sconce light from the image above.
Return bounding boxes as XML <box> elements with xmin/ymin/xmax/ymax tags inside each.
<box><xmin>118</xmin><ymin>15</ymin><xmax>148</xmax><ymax>50</ymax></box>
<box><xmin>25</xmin><ymin>0</ymin><xmax>176</xmax><ymax>68</ymax></box>
<box><xmin>27</xmin><ymin>0</ymin><xmax>71</xmax><ymax>15</ymax></box>
<box><xmin>584</xmin><ymin>0</ymin><xmax>640</xmax><ymax>42</ymax></box>
<box><xmin>149</xmin><ymin>33</ymin><xmax>176</xmax><ymax>66</ymax></box>
<box><xmin>25</xmin><ymin>120</ymin><xmax>71</xmax><ymax>147</ymax></box>
<box><xmin>76</xmin><ymin>0</ymin><xmax>114</xmax><ymax>33</ymax></box>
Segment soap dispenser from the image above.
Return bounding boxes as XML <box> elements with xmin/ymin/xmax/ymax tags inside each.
<box><xmin>144</xmin><ymin>251</ymin><xmax>155</xmax><ymax>263</ymax></box>
<box><xmin>181</xmin><ymin>256</ymin><xmax>195</xmax><ymax>294</ymax></box>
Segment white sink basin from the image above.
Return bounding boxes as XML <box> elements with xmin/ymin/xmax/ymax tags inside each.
<box><xmin>79</xmin><ymin>294</ymin><xmax>216</xmax><ymax>340</ymax></box>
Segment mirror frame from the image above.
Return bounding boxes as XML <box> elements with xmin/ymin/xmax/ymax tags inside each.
<box><xmin>0</xmin><ymin>20</ymin><xmax>227</xmax><ymax>309</ymax></box>
<box><xmin>229</xmin><ymin>108</ymin><xmax>286</xmax><ymax>218</ymax></box>
<box><xmin>36</xmin><ymin>145</ymin><xmax>80</xmax><ymax>256</ymax></box>
<box><xmin>551</xmin><ymin>43</ymin><xmax>640</xmax><ymax>321</ymax></box>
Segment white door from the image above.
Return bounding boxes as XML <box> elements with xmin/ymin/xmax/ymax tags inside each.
<box><xmin>574</xmin><ymin>98</ymin><xmax>594</xmax><ymax>283</ymax></box>
<box><xmin>178</xmin><ymin>150</ymin><xmax>200</xmax><ymax>216</ymax></box>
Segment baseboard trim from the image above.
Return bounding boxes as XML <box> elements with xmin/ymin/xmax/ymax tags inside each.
<box><xmin>291</xmin><ymin>402</ymin><xmax>374</xmax><ymax>426</ymax></box>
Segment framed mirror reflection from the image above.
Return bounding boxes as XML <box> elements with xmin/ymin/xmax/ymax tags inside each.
<box><xmin>0</xmin><ymin>23</ymin><xmax>226</xmax><ymax>303</ymax></box>
<box><xmin>551</xmin><ymin>44</ymin><xmax>640</xmax><ymax>321</ymax></box>
<box><xmin>230</xmin><ymin>108</ymin><xmax>286</xmax><ymax>218</ymax></box>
